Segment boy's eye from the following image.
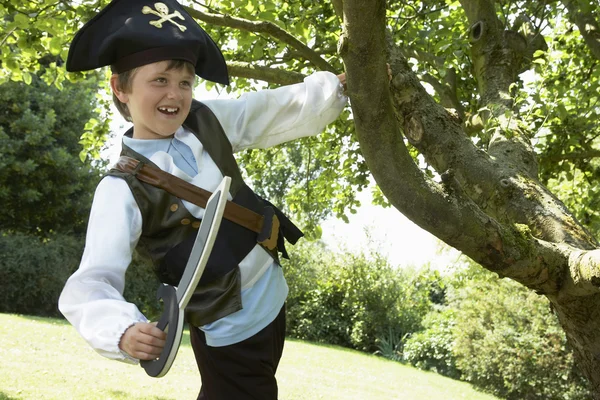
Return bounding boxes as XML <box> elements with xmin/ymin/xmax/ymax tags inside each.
<box><xmin>181</xmin><ymin>81</ymin><xmax>192</xmax><ymax>87</ymax></box>
<box><xmin>155</xmin><ymin>77</ymin><xmax>167</xmax><ymax>83</ymax></box>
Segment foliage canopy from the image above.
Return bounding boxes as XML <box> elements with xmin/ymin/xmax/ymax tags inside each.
<box><xmin>2</xmin><ymin>0</ymin><xmax>597</xmax><ymax>236</ymax></box>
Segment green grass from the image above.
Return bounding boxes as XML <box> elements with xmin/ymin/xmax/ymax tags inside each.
<box><xmin>0</xmin><ymin>314</ymin><xmax>499</xmax><ymax>400</ymax></box>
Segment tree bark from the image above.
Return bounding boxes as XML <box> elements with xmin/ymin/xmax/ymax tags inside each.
<box><xmin>341</xmin><ymin>0</ymin><xmax>600</xmax><ymax>394</ymax></box>
<box><xmin>226</xmin><ymin>61</ymin><xmax>305</xmax><ymax>85</ymax></box>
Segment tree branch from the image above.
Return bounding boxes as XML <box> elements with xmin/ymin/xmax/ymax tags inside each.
<box><xmin>566</xmin><ymin>248</ymin><xmax>600</xmax><ymax>295</ymax></box>
<box><xmin>459</xmin><ymin>0</ymin><xmax>526</xmax><ymax>111</ymax></box>
<box><xmin>421</xmin><ymin>70</ymin><xmax>465</xmax><ymax>119</ymax></box>
<box><xmin>226</xmin><ymin>61</ymin><xmax>306</xmax><ymax>85</ymax></box>
<box><xmin>339</xmin><ymin>0</ymin><xmax>568</xmax><ymax>293</ymax></box>
<box><xmin>457</xmin><ymin>0</ymin><xmax>543</xmax><ymax>193</ymax></box>
<box><xmin>561</xmin><ymin>0</ymin><xmax>600</xmax><ymax>61</ymax></box>
<box><xmin>332</xmin><ymin>0</ymin><xmax>344</xmax><ymax>21</ymax></box>
<box><xmin>546</xmin><ymin>149</ymin><xmax>600</xmax><ymax>163</ymax></box>
<box><xmin>0</xmin><ymin>27</ymin><xmax>16</xmax><ymax>48</ymax></box>
<box><xmin>184</xmin><ymin>6</ymin><xmax>336</xmax><ymax>73</ymax></box>
<box><xmin>382</xmin><ymin>1</ymin><xmax>597</xmax><ymax>252</ymax></box>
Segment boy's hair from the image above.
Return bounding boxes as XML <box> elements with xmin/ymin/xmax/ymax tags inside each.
<box><xmin>112</xmin><ymin>59</ymin><xmax>196</xmax><ymax>122</ymax></box>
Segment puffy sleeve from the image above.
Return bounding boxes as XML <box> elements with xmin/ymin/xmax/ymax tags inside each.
<box><xmin>202</xmin><ymin>71</ymin><xmax>347</xmax><ymax>152</ymax></box>
<box><xmin>58</xmin><ymin>176</ymin><xmax>147</xmax><ymax>363</ymax></box>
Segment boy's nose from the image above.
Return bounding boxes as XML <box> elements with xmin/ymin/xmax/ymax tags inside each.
<box><xmin>167</xmin><ymin>87</ymin><xmax>183</xmax><ymax>100</ymax></box>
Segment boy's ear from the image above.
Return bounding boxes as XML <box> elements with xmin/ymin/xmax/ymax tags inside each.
<box><xmin>110</xmin><ymin>74</ymin><xmax>129</xmax><ymax>103</ymax></box>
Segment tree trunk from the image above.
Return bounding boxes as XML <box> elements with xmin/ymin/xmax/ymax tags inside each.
<box><xmin>340</xmin><ymin>0</ymin><xmax>600</xmax><ymax>395</ymax></box>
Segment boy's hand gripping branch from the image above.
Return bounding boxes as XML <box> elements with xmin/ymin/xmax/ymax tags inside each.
<box><xmin>140</xmin><ymin>176</ymin><xmax>231</xmax><ymax>378</ymax></box>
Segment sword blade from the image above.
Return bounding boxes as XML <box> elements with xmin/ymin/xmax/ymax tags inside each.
<box><xmin>174</xmin><ymin>176</ymin><xmax>230</xmax><ymax>307</ymax></box>
<box><xmin>141</xmin><ymin>176</ymin><xmax>230</xmax><ymax>378</ymax></box>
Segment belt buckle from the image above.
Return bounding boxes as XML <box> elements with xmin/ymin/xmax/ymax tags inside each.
<box><xmin>257</xmin><ymin>206</ymin><xmax>280</xmax><ymax>250</ymax></box>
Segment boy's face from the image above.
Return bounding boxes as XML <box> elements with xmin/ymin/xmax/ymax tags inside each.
<box><xmin>113</xmin><ymin>60</ymin><xmax>194</xmax><ymax>139</ymax></box>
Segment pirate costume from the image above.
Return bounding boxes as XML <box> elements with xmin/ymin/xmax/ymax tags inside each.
<box><xmin>58</xmin><ymin>0</ymin><xmax>347</xmax><ymax>399</ymax></box>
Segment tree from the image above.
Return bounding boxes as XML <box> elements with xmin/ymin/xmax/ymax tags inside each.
<box><xmin>0</xmin><ymin>74</ymin><xmax>107</xmax><ymax>235</ymax></box>
<box><xmin>4</xmin><ymin>0</ymin><xmax>600</xmax><ymax>394</ymax></box>
<box><xmin>404</xmin><ymin>261</ymin><xmax>591</xmax><ymax>398</ymax></box>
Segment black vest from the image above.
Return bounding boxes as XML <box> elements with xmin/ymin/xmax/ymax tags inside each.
<box><xmin>107</xmin><ymin>100</ymin><xmax>303</xmax><ymax>326</ymax></box>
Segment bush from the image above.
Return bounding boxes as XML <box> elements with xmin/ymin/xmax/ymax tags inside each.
<box><xmin>123</xmin><ymin>252</ymin><xmax>162</xmax><ymax>321</ymax></box>
<box><xmin>401</xmin><ymin>262</ymin><xmax>591</xmax><ymax>398</ymax></box>
<box><xmin>281</xmin><ymin>240</ymin><xmax>328</xmax><ymax>337</ymax></box>
<box><xmin>441</xmin><ymin>263</ymin><xmax>591</xmax><ymax>400</ymax></box>
<box><xmin>0</xmin><ymin>232</ymin><xmax>83</xmax><ymax>317</ymax></box>
<box><xmin>282</xmin><ymin>242</ymin><xmax>436</xmax><ymax>352</ymax></box>
<box><xmin>452</xmin><ymin>267</ymin><xmax>591</xmax><ymax>399</ymax></box>
<box><xmin>0</xmin><ymin>231</ymin><xmax>163</xmax><ymax>321</ymax></box>
<box><xmin>373</xmin><ymin>326</ymin><xmax>406</xmax><ymax>362</ymax></box>
<box><xmin>0</xmin><ymin>76</ymin><xmax>106</xmax><ymax>236</ymax></box>
<box><xmin>283</xmin><ymin>241</ymin><xmax>355</xmax><ymax>347</ymax></box>
<box><xmin>403</xmin><ymin>307</ymin><xmax>461</xmax><ymax>379</ymax></box>
<box><xmin>343</xmin><ymin>261</ymin><xmax>437</xmax><ymax>352</ymax></box>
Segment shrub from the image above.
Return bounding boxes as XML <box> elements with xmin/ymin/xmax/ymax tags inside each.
<box><xmin>374</xmin><ymin>327</ymin><xmax>406</xmax><ymax>362</ymax></box>
<box><xmin>123</xmin><ymin>252</ymin><xmax>166</xmax><ymax>322</ymax></box>
<box><xmin>0</xmin><ymin>76</ymin><xmax>106</xmax><ymax>236</ymax></box>
<box><xmin>0</xmin><ymin>232</ymin><xmax>83</xmax><ymax>317</ymax></box>
<box><xmin>292</xmin><ymin>278</ymin><xmax>354</xmax><ymax>347</ymax></box>
<box><xmin>0</xmin><ymin>231</ymin><xmax>162</xmax><ymax>321</ymax></box>
<box><xmin>341</xmin><ymin>258</ymin><xmax>431</xmax><ymax>352</ymax></box>
<box><xmin>281</xmin><ymin>240</ymin><xmax>328</xmax><ymax>337</ymax></box>
<box><xmin>402</xmin><ymin>307</ymin><xmax>461</xmax><ymax>379</ymax></box>
<box><xmin>401</xmin><ymin>262</ymin><xmax>591</xmax><ymax>398</ymax></box>
<box><xmin>282</xmin><ymin>242</ymin><xmax>436</xmax><ymax>352</ymax></box>
<box><xmin>450</xmin><ymin>264</ymin><xmax>591</xmax><ymax>399</ymax></box>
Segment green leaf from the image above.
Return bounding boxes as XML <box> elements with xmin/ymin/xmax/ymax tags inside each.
<box><xmin>22</xmin><ymin>72</ymin><xmax>32</xmax><ymax>85</ymax></box>
<box><xmin>259</xmin><ymin>11</ymin><xmax>275</xmax><ymax>21</ymax></box>
<box><xmin>49</xmin><ymin>37</ymin><xmax>63</xmax><ymax>56</ymax></box>
<box><xmin>13</xmin><ymin>13</ymin><xmax>30</xmax><ymax>28</ymax></box>
<box><xmin>252</xmin><ymin>45</ymin><xmax>264</xmax><ymax>59</ymax></box>
<box><xmin>5</xmin><ymin>59</ymin><xmax>19</xmax><ymax>72</ymax></box>
<box><xmin>556</xmin><ymin>104</ymin><xmax>568</xmax><ymax>120</ymax></box>
<box><xmin>84</xmin><ymin>118</ymin><xmax>99</xmax><ymax>130</ymax></box>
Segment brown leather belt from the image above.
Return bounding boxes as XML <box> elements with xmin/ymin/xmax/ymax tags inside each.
<box><xmin>114</xmin><ymin>155</ymin><xmax>279</xmax><ymax>250</ymax></box>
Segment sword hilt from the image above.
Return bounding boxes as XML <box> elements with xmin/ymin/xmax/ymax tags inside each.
<box><xmin>140</xmin><ymin>283</ymin><xmax>184</xmax><ymax>378</ymax></box>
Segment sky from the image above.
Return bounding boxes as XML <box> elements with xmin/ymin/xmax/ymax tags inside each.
<box><xmin>320</xmin><ymin>190</ymin><xmax>462</xmax><ymax>270</ymax></box>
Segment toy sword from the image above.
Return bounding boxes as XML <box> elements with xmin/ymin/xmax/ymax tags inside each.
<box><xmin>141</xmin><ymin>176</ymin><xmax>231</xmax><ymax>378</ymax></box>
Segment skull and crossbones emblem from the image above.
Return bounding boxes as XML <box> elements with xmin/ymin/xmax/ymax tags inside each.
<box><xmin>142</xmin><ymin>2</ymin><xmax>187</xmax><ymax>32</ymax></box>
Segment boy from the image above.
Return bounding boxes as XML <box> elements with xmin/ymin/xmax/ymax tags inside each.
<box><xmin>58</xmin><ymin>0</ymin><xmax>347</xmax><ymax>399</ymax></box>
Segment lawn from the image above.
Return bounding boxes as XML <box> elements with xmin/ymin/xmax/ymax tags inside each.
<box><xmin>0</xmin><ymin>314</ymin><xmax>499</xmax><ymax>400</ymax></box>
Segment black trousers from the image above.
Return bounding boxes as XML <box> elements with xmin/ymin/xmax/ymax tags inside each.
<box><xmin>190</xmin><ymin>305</ymin><xmax>286</xmax><ymax>400</ymax></box>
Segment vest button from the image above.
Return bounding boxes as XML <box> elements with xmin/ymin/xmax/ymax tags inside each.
<box><xmin>192</xmin><ymin>221</ymin><xmax>200</xmax><ymax>229</ymax></box>
<box><xmin>181</xmin><ymin>218</ymin><xmax>191</xmax><ymax>225</ymax></box>
<box><xmin>170</xmin><ymin>204</ymin><xmax>179</xmax><ymax>212</ymax></box>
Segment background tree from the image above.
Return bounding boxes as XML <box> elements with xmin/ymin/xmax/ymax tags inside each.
<box><xmin>404</xmin><ymin>260</ymin><xmax>591</xmax><ymax>399</ymax></box>
<box><xmin>5</xmin><ymin>0</ymin><xmax>600</xmax><ymax>394</ymax></box>
<box><xmin>0</xmin><ymin>74</ymin><xmax>107</xmax><ymax>235</ymax></box>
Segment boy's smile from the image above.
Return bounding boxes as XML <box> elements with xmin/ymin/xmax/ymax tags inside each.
<box><xmin>112</xmin><ymin>60</ymin><xmax>194</xmax><ymax>140</ymax></box>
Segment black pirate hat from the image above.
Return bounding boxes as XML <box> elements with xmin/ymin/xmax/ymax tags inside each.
<box><xmin>66</xmin><ymin>0</ymin><xmax>229</xmax><ymax>85</ymax></box>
